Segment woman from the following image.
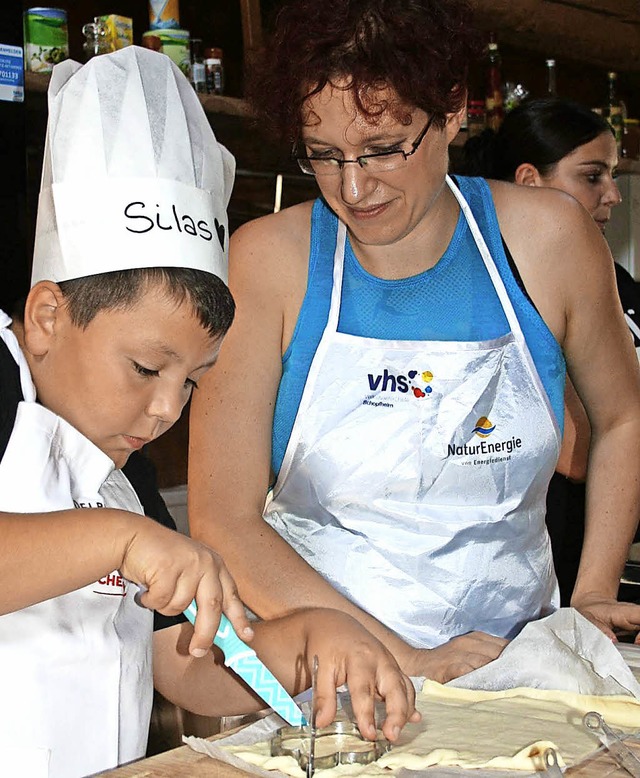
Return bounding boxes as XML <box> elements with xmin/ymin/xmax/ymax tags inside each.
<box><xmin>461</xmin><ymin>98</ymin><xmax>640</xmax><ymax>605</ymax></box>
<box><xmin>188</xmin><ymin>0</ymin><xmax>640</xmax><ymax>680</ymax></box>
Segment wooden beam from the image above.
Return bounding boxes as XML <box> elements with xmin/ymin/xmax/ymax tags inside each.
<box><xmin>239</xmin><ymin>0</ymin><xmax>263</xmax><ymax>73</ymax></box>
<box><xmin>470</xmin><ymin>0</ymin><xmax>640</xmax><ymax>71</ymax></box>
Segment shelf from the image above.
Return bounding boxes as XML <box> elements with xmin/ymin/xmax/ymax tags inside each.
<box><xmin>25</xmin><ymin>72</ymin><xmax>640</xmax><ymax>174</ymax></box>
<box><xmin>25</xmin><ymin>70</ymin><xmax>252</xmax><ymax>118</ymax></box>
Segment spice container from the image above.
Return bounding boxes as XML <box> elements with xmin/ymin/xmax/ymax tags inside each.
<box><xmin>204</xmin><ymin>47</ymin><xmax>224</xmax><ymax>95</ymax></box>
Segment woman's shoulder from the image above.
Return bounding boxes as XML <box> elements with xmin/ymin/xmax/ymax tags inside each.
<box><xmin>228</xmin><ymin>200</ymin><xmax>316</xmax><ymax>311</ymax></box>
<box><xmin>487</xmin><ymin>179</ymin><xmax>614</xmax><ymax>344</ymax></box>
<box><xmin>230</xmin><ymin>200</ymin><xmax>315</xmax><ymax>260</ymax></box>
<box><xmin>488</xmin><ymin>179</ymin><xmax>603</xmax><ymax>256</ymax></box>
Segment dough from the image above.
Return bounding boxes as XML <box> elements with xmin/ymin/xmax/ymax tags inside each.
<box><xmin>222</xmin><ymin>680</ymin><xmax>640</xmax><ymax>775</ymax></box>
<box><xmin>378</xmin><ymin>680</ymin><xmax>640</xmax><ymax>772</ymax></box>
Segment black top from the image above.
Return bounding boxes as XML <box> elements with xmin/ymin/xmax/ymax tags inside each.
<box><xmin>0</xmin><ymin>336</ymin><xmax>183</xmax><ymax>631</ymax></box>
<box><xmin>614</xmin><ymin>262</ymin><xmax>640</xmax><ymax>347</ymax></box>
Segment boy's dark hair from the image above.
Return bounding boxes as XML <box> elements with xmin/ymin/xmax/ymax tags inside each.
<box><xmin>248</xmin><ymin>0</ymin><xmax>480</xmax><ymax>141</ymax></box>
<box><xmin>461</xmin><ymin>98</ymin><xmax>614</xmax><ymax>180</ymax></box>
<box><xmin>57</xmin><ymin>267</ymin><xmax>234</xmax><ymax>337</ymax></box>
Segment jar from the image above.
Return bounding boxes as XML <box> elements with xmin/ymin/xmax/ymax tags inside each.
<box><xmin>204</xmin><ymin>47</ymin><xmax>224</xmax><ymax>95</ymax></box>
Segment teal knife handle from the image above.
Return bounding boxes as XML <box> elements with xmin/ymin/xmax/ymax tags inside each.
<box><xmin>183</xmin><ymin>599</ymin><xmax>307</xmax><ymax>726</ymax></box>
<box><xmin>183</xmin><ymin>600</ymin><xmax>255</xmax><ymax>667</ymax></box>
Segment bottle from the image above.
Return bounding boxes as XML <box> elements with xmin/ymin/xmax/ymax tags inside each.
<box><xmin>485</xmin><ymin>33</ymin><xmax>503</xmax><ymax>131</ymax></box>
<box><xmin>466</xmin><ymin>99</ymin><xmax>486</xmax><ymax>137</ymax></box>
<box><xmin>545</xmin><ymin>59</ymin><xmax>557</xmax><ymax>98</ymax></box>
<box><xmin>204</xmin><ymin>47</ymin><xmax>224</xmax><ymax>95</ymax></box>
<box><xmin>82</xmin><ymin>17</ymin><xmax>110</xmax><ymax>61</ymax></box>
<box><xmin>606</xmin><ymin>71</ymin><xmax>625</xmax><ymax>157</ymax></box>
<box><xmin>622</xmin><ymin>118</ymin><xmax>640</xmax><ymax>160</ymax></box>
<box><xmin>190</xmin><ymin>38</ymin><xmax>206</xmax><ymax>94</ymax></box>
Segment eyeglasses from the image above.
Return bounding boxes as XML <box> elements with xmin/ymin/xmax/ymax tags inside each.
<box><xmin>295</xmin><ymin>116</ymin><xmax>435</xmax><ymax>177</ymax></box>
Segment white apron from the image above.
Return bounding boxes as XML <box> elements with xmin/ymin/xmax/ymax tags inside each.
<box><xmin>265</xmin><ymin>177</ymin><xmax>561</xmax><ymax>648</ymax></box>
<box><xmin>0</xmin><ymin>314</ymin><xmax>153</xmax><ymax>778</ymax></box>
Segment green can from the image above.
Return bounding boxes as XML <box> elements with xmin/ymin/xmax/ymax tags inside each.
<box><xmin>24</xmin><ymin>7</ymin><xmax>69</xmax><ymax>73</ymax></box>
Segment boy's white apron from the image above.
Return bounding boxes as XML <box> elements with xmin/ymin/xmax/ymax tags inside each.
<box><xmin>265</xmin><ymin>176</ymin><xmax>561</xmax><ymax>648</ymax></box>
<box><xmin>0</xmin><ymin>314</ymin><xmax>153</xmax><ymax>778</ymax></box>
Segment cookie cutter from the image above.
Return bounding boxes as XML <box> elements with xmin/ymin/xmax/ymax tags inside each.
<box><xmin>270</xmin><ymin>720</ymin><xmax>390</xmax><ymax>771</ymax></box>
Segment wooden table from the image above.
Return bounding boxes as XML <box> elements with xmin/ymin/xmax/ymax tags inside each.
<box><xmin>96</xmin><ymin>738</ymin><xmax>640</xmax><ymax>777</ymax></box>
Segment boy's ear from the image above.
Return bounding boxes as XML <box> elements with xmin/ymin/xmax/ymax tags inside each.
<box><xmin>23</xmin><ymin>281</ymin><xmax>66</xmax><ymax>357</ymax></box>
<box><xmin>514</xmin><ymin>163</ymin><xmax>545</xmax><ymax>187</ymax></box>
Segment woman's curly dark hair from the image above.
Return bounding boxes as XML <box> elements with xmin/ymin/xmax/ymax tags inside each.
<box><xmin>247</xmin><ymin>0</ymin><xmax>480</xmax><ymax>142</ymax></box>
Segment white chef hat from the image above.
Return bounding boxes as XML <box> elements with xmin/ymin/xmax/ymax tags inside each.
<box><xmin>31</xmin><ymin>46</ymin><xmax>235</xmax><ymax>286</ymax></box>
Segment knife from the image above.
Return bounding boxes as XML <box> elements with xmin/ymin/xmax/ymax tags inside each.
<box><xmin>183</xmin><ymin>599</ymin><xmax>307</xmax><ymax>726</ymax></box>
<box><xmin>306</xmin><ymin>655</ymin><xmax>319</xmax><ymax>778</ymax></box>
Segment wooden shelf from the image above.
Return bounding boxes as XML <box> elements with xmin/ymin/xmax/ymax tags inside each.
<box><xmin>25</xmin><ymin>72</ymin><xmax>640</xmax><ymax>175</ymax></box>
<box><xmin>25</xmin><ymin>70</ymin><xmax>252</xmax><ymax>118</ymax></box>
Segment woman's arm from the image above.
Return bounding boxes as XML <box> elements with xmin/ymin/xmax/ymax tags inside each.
<box><xmin>496</xmin><ymin>182</ymin><xmax>640</xmax><ymax>639</ymax></box>
<box><xmin>188</xmin><ymin>207</ymin><xmax>506</xmax><ymax>679</ymax></box>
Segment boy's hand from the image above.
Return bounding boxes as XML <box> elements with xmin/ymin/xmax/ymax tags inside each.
<box><xmin>119</xmin><ymin>515</ymin><xmax>253</xmax><ymax>656</ymax></box>
<box><xmin>305</xmin><ymin>611</ymin><xmax>420</xmax><ymax>743</ymax></box>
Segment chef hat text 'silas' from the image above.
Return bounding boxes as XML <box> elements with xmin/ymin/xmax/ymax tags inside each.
<box><xmin>31</xmin><ymin>46</ymin><xmax>235</xmax><ymax>286</ymax></box>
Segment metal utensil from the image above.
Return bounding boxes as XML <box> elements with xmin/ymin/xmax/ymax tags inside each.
<box><xmin>307</xmin><ymin>654</ymin><xmax>319</xmax><ymax>778</ymax></box>
<box><xmin>183</xmin><ymin>600</ymin><xmax>307</xmax><ymax>726</ymax></box>
<box><xmin>583</xmin><ymin>711</ymin><xmax>640</xmax><ymax>778</ymax></box>
<box><xmin>542</xmin><ymin>747</ymin><xmax>564</xmax><ymax>777</ymax></box>
<box><xmin>271</xmin><ymin>720</ymin><xmax>390</xmax><ymax>771</ymax></box>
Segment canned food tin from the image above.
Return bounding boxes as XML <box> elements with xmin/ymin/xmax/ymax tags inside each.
<box><xmin>23</xmin><ymin>7</ymin><xmax>68</xmax><ymax>73</ymax></box>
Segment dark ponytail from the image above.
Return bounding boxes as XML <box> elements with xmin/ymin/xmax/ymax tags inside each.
<box><xmin>460</xmin><ymin>97</ymin><xmax>613</xmax><ymax>181</ymax></box>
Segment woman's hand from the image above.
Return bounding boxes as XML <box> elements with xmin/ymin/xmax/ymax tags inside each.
<box><xmin>301</xmin><ymin>610</ymin><xmax>420</xmax><ymax>742</ymax></box>
<box><xmin>400</xmin><ymin>632</ymin><xmax>508</xmax><ymax>682</ymax></box>
<box><xmin>571</xmin><ymin>592</ymin><xmax>640</xmax><ymax>643</ymax></box>
<box><xmin>119</xmin><ymin>514</ymin><xmax>253</xmax><ymax>657</ymax></box>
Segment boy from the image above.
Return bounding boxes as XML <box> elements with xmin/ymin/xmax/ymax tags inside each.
<box><xmin>0</xmin><ymin>47</ymin><xmax>417</xmax><ymax>778</ymax></box>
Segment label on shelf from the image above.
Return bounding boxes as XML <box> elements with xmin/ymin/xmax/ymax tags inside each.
<box><xmin>0</xmin><ymin>44</ymin><xmax>24</xmax><ymax>103</ymax></box>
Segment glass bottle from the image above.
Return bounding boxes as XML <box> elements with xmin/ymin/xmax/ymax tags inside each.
<box><xmin>190</xmin><ymin>38</ymin><xmax>206</xmax><ymax>94</ymax></box>
<box><xmin>606</xmin><ymin>71</ymin><xmax>625</xmax><ymax>157</ymax></box>
<box><xmin>485</xmin><ymin>33</ymin><xmax>503</xmax><ymax>132</ymax></box>
<box><xmin>82</xmin><ymin>17</ymin><xmax>109</xmax><ymax>61</ymax></box>
<box><xmin>545</xmin><ymin>59</ymin><xmax>557</xmax><ymax>98</ymax></box>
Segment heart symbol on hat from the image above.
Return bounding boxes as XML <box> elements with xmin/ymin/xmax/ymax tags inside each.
<box><xmin>214</xmin><ymin>218</ymin><xmax>226</xmax><ymax>249</ymax></box>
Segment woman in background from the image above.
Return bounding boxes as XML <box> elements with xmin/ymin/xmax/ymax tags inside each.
<box><xmin>461</xmin><ymin>98</ymin><xmax>640</xmax><ymax>605</ymax></box>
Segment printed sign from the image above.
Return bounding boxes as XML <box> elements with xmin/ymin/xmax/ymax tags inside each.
<box><xmin>0</xmin><ymin>44</ymin><xmax>24</xmax><ymax>103</ymax></box>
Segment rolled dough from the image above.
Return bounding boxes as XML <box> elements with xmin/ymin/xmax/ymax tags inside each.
<box><xmin>222</xmin><ymin>680</ymin><xmax>640</xmax><ymax>775</ymax></box>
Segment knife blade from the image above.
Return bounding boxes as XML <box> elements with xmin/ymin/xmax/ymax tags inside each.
<box><xmin>183</xmin><ymin>599</ymin><xmax>307</xmax><ymax>726</ymax></box>
<box><xmin>306</xmin><ymin>654</ymin><xmax>319</xmax><ymax>778</ymax></box>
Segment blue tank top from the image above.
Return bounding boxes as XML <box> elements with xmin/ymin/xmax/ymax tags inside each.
<box><xmin>272</xmin><ymin>176</ymin><xmax>565</xmax><ymax>476</ymax></box>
